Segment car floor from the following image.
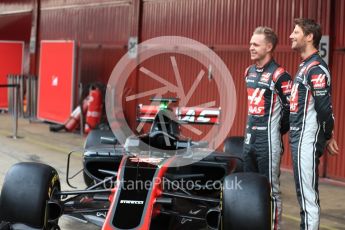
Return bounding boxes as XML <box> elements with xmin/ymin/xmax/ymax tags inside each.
<box><xmin>0</xmin><ymin>114</ymin><xmax>344</xmax><ymax>230</ymax></box>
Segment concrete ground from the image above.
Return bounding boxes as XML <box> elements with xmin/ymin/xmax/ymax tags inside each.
<box><xmin>0</xmin><ymin>114</ymin><xmax>344</xmax><ymax>230</ymax></box>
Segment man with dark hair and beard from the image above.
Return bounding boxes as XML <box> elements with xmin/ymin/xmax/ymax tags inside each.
<box><xmin>289</xmin><ymin>18</ymin><xmax>339</xmax><ymax>230</ymax></box>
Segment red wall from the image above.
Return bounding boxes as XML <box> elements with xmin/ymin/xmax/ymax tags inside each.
<box><xmin>139</xmin><ymin>0</ymin><xmax>332</xmax><ymax>171</ymax></box>
<box><xmin>39</xmin><ymin>0</ymin><xmax>131</xmax><ymax>85</ymax></box>
<box><xmin>0</xmin><ymin>13</ymin><xmax>32</xmax><ymax>41</ymax></box>
<box><xmin>326</xmin><ymin>0</ymin><xmax>345</xmax><ymax>181</ymax></box>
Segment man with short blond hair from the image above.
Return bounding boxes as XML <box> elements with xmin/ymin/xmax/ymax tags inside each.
<box><xmin>243</xmin><ymin>26</ymin><xmax>292</xmax><ymax>230</ymax></box>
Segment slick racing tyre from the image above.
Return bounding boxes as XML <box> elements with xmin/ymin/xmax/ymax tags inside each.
<box><xmin>222</xmin><ymin>172</ymin><xmax>270</xmax><ymax>230</ymax></box>
<box><xmin>0</xmin><ymin>162</ymin><xmax>61</xmax><ymax>229</ymax></box>
<box><xmin>223</xmin><ymin>136</ymin><xmax>244</xmax><ymax>172</ymax></box>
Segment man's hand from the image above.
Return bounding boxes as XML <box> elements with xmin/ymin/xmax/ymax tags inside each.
<box><xmin>326</xmin><ymin>137</ymin><xmax>339</xmax><ymax>156</ymax></box>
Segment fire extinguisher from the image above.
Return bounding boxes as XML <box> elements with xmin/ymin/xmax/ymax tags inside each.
<box><xmin>64</xmin><ymin>97</ymin><xmax>89</xmax><ymax>131</ymax></box>
<box><xmin>49</xmin><ymin>97</ymin><xmax>89</xmax><ymax>132</ymax></box>
<box><xmin>84</xmin><ymin>87</ymin><xmax>103</xmax><ymax>134</ymax></box>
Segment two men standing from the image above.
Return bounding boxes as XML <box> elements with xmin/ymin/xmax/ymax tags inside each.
<box><xmin>244</xmin><ymin>19</ymin><xmax>339</xmax><ymax>230</ymax></box>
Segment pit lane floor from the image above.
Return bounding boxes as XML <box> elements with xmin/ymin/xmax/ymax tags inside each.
<box><xmin>0</xmin><ymin>114</ymin><xmax>344</xmax><ymax>230</ymax></box>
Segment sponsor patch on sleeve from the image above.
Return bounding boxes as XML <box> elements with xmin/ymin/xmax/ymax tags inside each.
<box><xmin>290</xmin><ymin>83</ymin><xmax>299</xmax><ymax>113</ymax></box>
<box><xmin>281</xmin><ymin>80</ymin><xmax>292</xmax><ymax>95</ymax></box>
<box><xmin>314</xmin><ymin>90</ymin><xmax>328</xmax><ymax>97</ymax></box>
<box><xmin>311</xmin><ymin>74</ymin><xmax>326</xmax><ymax>89</ymax></box>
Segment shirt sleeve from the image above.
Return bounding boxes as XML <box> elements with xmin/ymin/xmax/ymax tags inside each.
<box><xmin>308</xmin><ymin>66</ymin><xmax>334</xmax><ymax>140</ymax></box>
<box><xmin>274</xmin><ymin>72</ymin><xmax>292</xmax><ymax>135</ymax></box>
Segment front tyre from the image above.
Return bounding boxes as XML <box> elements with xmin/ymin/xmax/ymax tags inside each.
<box><xmin>0</xmin><ymin>162</ymin><xmax>61</xmax><ymax>229</ymax></box>
<box><xmin>222</xmin><ymin>172</ymin><xmax>270</xmax><ymax>230</ymax></box>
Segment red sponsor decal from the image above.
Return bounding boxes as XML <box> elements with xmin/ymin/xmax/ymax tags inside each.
<box><xmin>273</xmin><ymin>67</ymin><xmax>284</xmax><ymax>82</ymax></box>
<box><xmin>130</xmin><ymin>157</ymin><xmax>164</xmax><ymax>164</ymax></box>
<box><xmin>177</xmin><ymin>107</ymin><xmax>220</xmax><ymax>124</ymax></box>
<box><xmin>281</xmin><ymin>80</ymin><xmax>292</xmax><ymax>95</ymax></box>
<box><xmin>290</xmin><ymin>84</ymin><xmax>299</xmax><ymax>112</ymax></box>
<box><xmin>138</xmin><ymin>105</ymin><xmax>160</xmax><ymax>121</ymax></box>
<box><xmin>260</xmin><ymin>72</ymin><xmax>271</xmax><ymax>83</ymax></box>
<box><xmin>248</xmin><ymin>73</ymin><xmax>257</xmax><ymax>78</ymax></box>
<box><xmin>138</xmin><ymin>105</ymin><xmax>220</xmax><ymax>124</ymax></box>
<box><xmin>247</xmin><ymin>88</ymin><xmax>265</xmax><ymax>115</ymax></box>
<box><xmin>311</xmin><ymin>74</ymin><xmax>326</xmax><ymax>89</ymax></box>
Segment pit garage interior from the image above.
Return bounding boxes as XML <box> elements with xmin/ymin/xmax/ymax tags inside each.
<box><xmin>0</xmin><ymin>0</ymin><xmax>345</xmax><ymax>229</ymax></box>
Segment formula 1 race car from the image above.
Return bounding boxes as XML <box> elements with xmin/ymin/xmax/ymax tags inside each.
<box><xmin>0</xmin><ymin>99</ymin><xmax>270</xmax><ymax>230</ymax></box>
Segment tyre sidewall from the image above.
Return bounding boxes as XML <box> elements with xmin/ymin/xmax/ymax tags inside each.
<box><xmin>0</xmin><ymin>162</ymin><xmax>60</xmax><ymax>229</ymax></box>
<box><xmin>222</xmin><ymin>172</ymin><xmax>270</xmax><ymax>230</ymax></box>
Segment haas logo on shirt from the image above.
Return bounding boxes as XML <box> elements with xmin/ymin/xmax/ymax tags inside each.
<box><xmin>248</xmin><ymin>88</ymin><xmax>265</xmax><ymax>115</ymax></box>
<box><xmin>311</xmin><ymin>74</ymin><xmax>326</xmax><ymax>89</ymax></box>
<box><xmin>290</xmin><ymin>84</ymin><xmax>299</xmax><ymax>112</ymax></box>
<box><xmin>281</xmin><ymin>80</ymin><xmax>292</xmax><ymax>95</ymax></box>
<box><xmin>260</xmin><ymin>72</ymin><xmax>271</xmax><ymax>83</ymax></box>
